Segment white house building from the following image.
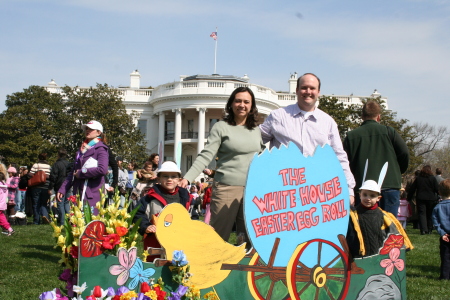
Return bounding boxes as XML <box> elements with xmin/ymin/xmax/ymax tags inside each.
<box><xmin>45</xmin><ymin>71</ymin><xmax>387</xmax><ymax>174</ymax></box>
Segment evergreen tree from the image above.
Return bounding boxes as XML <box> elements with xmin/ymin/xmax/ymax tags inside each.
<box><xmin>0</xmin><ymin>84</ymin><xmax>147</xmax><ymax>166</ymax></box>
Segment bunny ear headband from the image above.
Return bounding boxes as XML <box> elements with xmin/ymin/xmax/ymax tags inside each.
<box><xmin>361</xmin><ymin>159</ymin><xmax>388</xmax><ymax>191</ymax></box>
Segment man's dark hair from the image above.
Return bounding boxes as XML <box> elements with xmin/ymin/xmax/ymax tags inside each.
<box><xmin>362</xmin><ymin>100</ymin><xmax>382</xmax><ymax>120</ymax></box>
<box><xmin>436</xmin><ymin>168</ymin><xmax>443</xmax><ymax>175</ymax></box>
<box><xmin>58</xmin><ymin>148</ymin><xmax>67</xmax><ymax>158</ymax></box>
<box><xmin>38</xmin><ymin>153</ymin><xmax>47</xmax><ymax>161</ymax></box>
<box><xmin>296</xmin><ymin>73</ymin><xmax>321</xmax><ymax>91</ymax></box>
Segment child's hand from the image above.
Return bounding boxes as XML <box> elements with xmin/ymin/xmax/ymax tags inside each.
<box><xmin>443</xmin><ymin>234</ymin><xmax>449</xmax><ymax>242</ymax></box>
<box><xmin>145</xmin><ymin>225</ymin><xmax>157</xmax><ymax>233</ymax></box>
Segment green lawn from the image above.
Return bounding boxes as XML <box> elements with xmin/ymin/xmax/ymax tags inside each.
<box><xmin>0</xmin><ymin>222</ymin><xmax>449</xmax><ymax>299</ymax></box>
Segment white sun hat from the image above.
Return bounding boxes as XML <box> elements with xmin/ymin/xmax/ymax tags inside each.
<box><xmin>360</xmin><ymin>180</ymin><xmax>381</xmax><ymax>193</ymax></box>
<box><xmin>157</xmin><ymin>161</ymin><xmax>181</xmax><ymax>175</ymax></box>
<box><xmin>81</xmin><ymin>120</ymin><xmax>103</xmax><ymax>133</ymax></box>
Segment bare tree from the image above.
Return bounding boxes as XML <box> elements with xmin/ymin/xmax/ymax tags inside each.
<box><xmin>410</xmin><ymin>122</ymin><xmax>448</xmax><ymax>157</ymax></box>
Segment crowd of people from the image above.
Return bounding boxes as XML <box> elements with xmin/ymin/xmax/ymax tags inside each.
<box><xmin>1</xmin><ymin>72</ymin><xmax>449</xmax><ymax>279</ymax></box>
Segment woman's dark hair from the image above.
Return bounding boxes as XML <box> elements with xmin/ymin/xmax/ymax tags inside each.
<box><xmin>0</xmin><ymin>172</ymin><xmax>5</xmax><ymax>181</ymax></box>
<box><xmin>38</xmin><ymin>153</ymin><xmax>47</xmax><ymax>161</ymax></box>
<box><xmin>148</xmin><ymin>153</ymin><xmax>159</xmax><ymax>169</ymax></box>
<box><xmin>223</xmin><ymin>87</ymin><xmax>258</xmax><ymax>130</ymax></box>
<box><xmin>420</xmin><ymin>165</ymin><xmax>433</xmax><ymax>177</ymax></box>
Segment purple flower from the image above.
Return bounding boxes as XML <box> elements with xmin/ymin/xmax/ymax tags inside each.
<box><xmin>106</xmin><ymin>287</ymin><xmax>116</xmax><ymax>297</ymax></box>
<box><xmin>137</xmin><ymin>293</ymin><xmax>151</xmax><ymax>300</ymax></box>
<box><xmin>168</xmin><ymin>285</ymin><xmax>188</xmax><ymax>300</ymax></box>
<box><xmin>54</xmin><ymin>288</ymin><xmax>69</xmax><ymax>300</ymax></box>
<box><xmin>58</xmin><ymin>269</ymin><xmax>72</xmax><ymax>282</ymax></box>
<box><xmin>39</xmin><ymin>291</ymin><xmax>56</xmax><ymax>300</ymax></box>
<box><xmin>117</xmin><ymin>286</ymin><xmax>130</xmax><ymax>294</ymax></box>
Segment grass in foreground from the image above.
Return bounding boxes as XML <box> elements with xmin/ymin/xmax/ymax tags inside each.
<box><xmin>1</xmin><ymin>222</ymin><xmax>450</xmax><ymax>299</ymax></box>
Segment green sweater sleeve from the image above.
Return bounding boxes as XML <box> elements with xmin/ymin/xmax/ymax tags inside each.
<box><xmin>184</xmin><ymin>121</ymin><xmax>264</xmax><ymax>186</ymax></box>
<box><xmin>184</xmin><ymin>122</ymin><xmax>223</xmax><ymax>183</ymax></box>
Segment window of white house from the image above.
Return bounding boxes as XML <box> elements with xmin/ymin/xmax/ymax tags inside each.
<box><xmin>137</xmin><ymin>120</ymin><xmax>147</xmax><ymax>138</ymax></box>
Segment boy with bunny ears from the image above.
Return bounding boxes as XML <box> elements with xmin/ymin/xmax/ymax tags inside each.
<box><xmin>347</xmin><ymin>161</ymin><xmax>413</xmax><ymax>257</ymax></box>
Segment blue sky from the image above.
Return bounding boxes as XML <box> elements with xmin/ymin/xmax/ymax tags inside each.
<box><xmin>1</xmin><ymin>0</ymin><xmax>449</xmax><ymax>128</ymax></box>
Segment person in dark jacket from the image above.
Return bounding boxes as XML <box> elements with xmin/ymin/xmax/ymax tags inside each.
<box><xmin>344</xmin><ymin>100</ymin><xmax>409</xmax><ymax>216</ymax></box>
<box><xmin>134</xmin><ymin>161</ymin><xmax>192</xmax><ymax>262</ymax></box>
<box><xmin>408</xmin><ymin>165</ymin><xmax>440</xmax><ymax>234</ymax></box>
<box><xmin>48</xmin><ymin>148</ymin><xmax>71</xmax><ymax>225</ymax></box>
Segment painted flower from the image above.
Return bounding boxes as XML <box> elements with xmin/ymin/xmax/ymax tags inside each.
<box><xmin>172</xmin><ymin>250</ymin><xmax>188</xmax><ymax>267</ymax></box>
<box><xmin>380</xmin><ymin>247</ymin><xmax>405</xmax><ymax>276</ymax></box>
<box><xmin>116</xmin><ymin>226</ymin><xmax>128</xmax><ymax>237</ymax></box>
<box><xmin>80</xmin><ymin>221</ymin><xmax>106</xmax><ymax>257</ymax></box>
<box><xmin>102</xmin><ymin>233</ymin><xmax>121</xmax><ymax>250</ymax></box>
<box><xmin>109</xmin><ymin>247</ymin><xmax>138</xmax><ymax>285</ymax></box>
<box><xmin>128</xmin><ymin>258</ymin><xmax>156</xmax><ymax>290</ymax></box>
<box><xmin>380</xmin><ymin>234</ymin><xmax>404</xmax><ymax>255</ymax></box>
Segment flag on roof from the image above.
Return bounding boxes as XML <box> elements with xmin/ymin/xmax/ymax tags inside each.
<box><xmin>210</xmin><ymin>31</ymin><xmax>217</xmax><ymax>40</ymax></box>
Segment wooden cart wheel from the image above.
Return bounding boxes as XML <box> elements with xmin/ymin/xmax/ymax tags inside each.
<box><xmin>247</xmin><ymin>253</ymin><xmax>291</xmax><ymax>300</ymax></box>
<box><xmin>286</xmin><ymin>239</ymin><xmax>350</xmax><ymax>300</ymax></box>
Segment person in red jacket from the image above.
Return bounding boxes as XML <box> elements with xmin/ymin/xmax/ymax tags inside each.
<box><xmin>202</xmin><ymin>182</ymin><xmax>212</xmax><ymax>224</ymax></box>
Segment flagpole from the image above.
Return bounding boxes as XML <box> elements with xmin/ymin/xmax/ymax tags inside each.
<box><xmin>214</xmin><ymin>27</ymin><xmax>218</xmax><ymax>74</ymax></box>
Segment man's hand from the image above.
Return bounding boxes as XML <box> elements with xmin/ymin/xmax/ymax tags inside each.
<box><xmin>443</xmin><ymin>234</ymin><xmax>449</xmax><ymax>242</ymax></box>
<box><xmin>349</xmin><ymin>195</ymin><xmax>355</xmax><ymax>206</ymax></box>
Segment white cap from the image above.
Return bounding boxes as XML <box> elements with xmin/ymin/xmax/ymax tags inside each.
<box><xmin>81</xmin><ymin>120</ymin><xmax>103</xmax><ymax>133</ymax></box>
<box><xmin>157</xmin><ymin>161</ymin><xmax>181</xmax><ymax>175</ymax></box>
<box><xmin>359</xmin><ymin>180</ymin><xmax>381</xmax><ymax>193</ymax></box>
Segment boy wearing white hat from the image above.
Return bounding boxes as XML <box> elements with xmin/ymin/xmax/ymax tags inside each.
<box><xmin>134</xmin><ymin>161</ymin><xmax>193</xmax><ymax>261</ymax></box>
<box><xmin>347</xmin><ymin>161</ymin><xmax>413</xmax><ymax>257</ymax></box>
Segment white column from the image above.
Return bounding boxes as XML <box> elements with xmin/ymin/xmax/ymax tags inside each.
<box><xmin>158</xmin><ymin>111</ymin><xmax>165</xmax><ymax>160</ymax></box>
<box><xmin>196</xmin><ymin>107</ymin><xmax>207</xmax><ymax>153</ymax></box>
<box><xmin>173</xmin><ymin>108</ymin><xmax>182</xmax><ymax>165</ymax></box>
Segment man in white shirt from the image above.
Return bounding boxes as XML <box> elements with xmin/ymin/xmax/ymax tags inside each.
<box><xmin>260</xmin><ymin>73</ymin><xmax>355</xmax><ymax>204</ymax></box>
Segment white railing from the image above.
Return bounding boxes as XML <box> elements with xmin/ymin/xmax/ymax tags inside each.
<box><xmin>277</xmin><ymin>94</ymin><xmax>296</xmax><ymax>101</ymax></box>
<box><xmin>234</xmin><ymin>83</ymin><xmax>248</xmax><ymax>88</ymax></box>
<box><xmin>183</xmin><ymin>82</ymin><xmax>198</xmax><ymax>88</ymax></box>
<box><xmin>208</xmin><ymin>82</ymin><xmax>224</xmax><ymax>88</ymax></box>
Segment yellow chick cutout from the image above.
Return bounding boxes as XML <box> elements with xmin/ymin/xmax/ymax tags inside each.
<box><xmin>155</xmin><ymin>203</ymin><xmax>246</xmax><ymax>289</ymax></box>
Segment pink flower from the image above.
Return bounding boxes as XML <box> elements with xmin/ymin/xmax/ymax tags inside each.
<box><xmin>109</xmin><ymin>247</ymin><xmax>137</xmax><ymax>286</ymax></box>
<box><xmin>380</xmin><ymin>247</ymin><xmax>404</xmax><ymax>276</ymax></box>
